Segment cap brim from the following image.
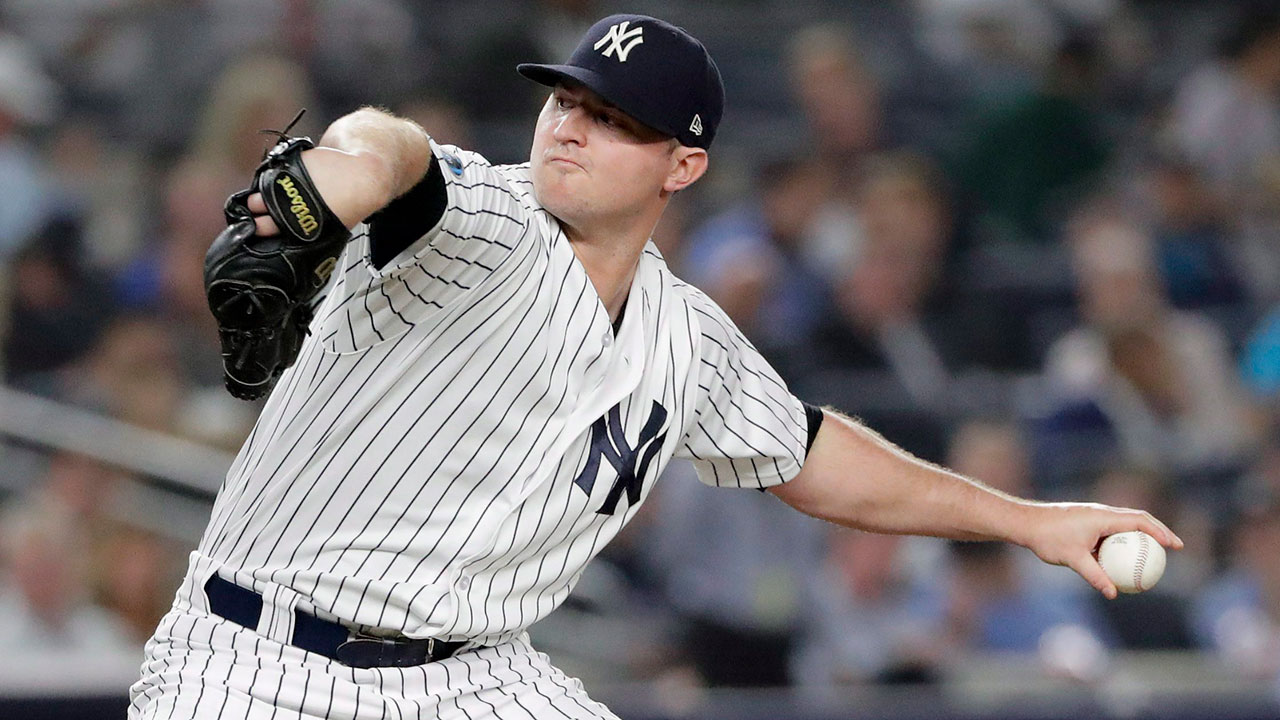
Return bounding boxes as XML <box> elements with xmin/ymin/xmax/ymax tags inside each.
<box><xmin>516</xmin><ymin>63</ymin><xmax>589</xmax><ymax>90</ymax></box>
<box><xmin>516</xmin><ymin>62</ymin><xmax>675</xmax><ymax>140</ymax></box>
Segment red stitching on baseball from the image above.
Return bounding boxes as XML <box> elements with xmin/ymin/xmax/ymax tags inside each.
<box><xmin>1134</xmin><ymin>534</ymin><xmax>1149</xmax><ymax>591</ymax></box>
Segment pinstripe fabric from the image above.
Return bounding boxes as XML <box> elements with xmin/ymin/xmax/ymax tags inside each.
<box><xmin>131</xmin><ymin>141</ymin><xmax>808</xmax><ymax>717</ymax></box>
<box><xmin>129</xmin><ymin>602</ymin><xmax>615</xmax><ymax>719</ymax></box>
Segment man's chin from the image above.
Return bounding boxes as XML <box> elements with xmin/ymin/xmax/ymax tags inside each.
<box><xmin>531</xmin><ymin>174</ymin><xmax>578</xmax><ymax>213</ymax></box>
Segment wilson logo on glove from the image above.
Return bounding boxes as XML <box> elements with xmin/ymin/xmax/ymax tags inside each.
<box><xmin>274</xmin><ymin>174</ymin><xmax>322</xmax><ymax>239</ymax></box>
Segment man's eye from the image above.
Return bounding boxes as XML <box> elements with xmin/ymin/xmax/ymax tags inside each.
<box><xmin>598</xmin><ymin>113</ymin><xmax>616</xmax><ymax>127</ymax></box>
<box><xmin>556</xmin><ymin>97</ymin><xmax>573</xmax><ymax>109</ymax></box>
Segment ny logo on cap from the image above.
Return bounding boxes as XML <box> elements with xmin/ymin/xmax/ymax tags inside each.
<box><xmin>689</xmin><ymin>114</ymin><xmax>703</xmax><ymax>136</ymax></box>
<box><xmin>594</xmin><ymin>21</ymin><xmax>644</xmax><ymax>62</ymax></box>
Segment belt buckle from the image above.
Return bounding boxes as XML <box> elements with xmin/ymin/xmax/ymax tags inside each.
<box><xmin>335</xmin><ymin>636</ymin><xmax>396</xmax><ymax>668</ymax></box>
<box><xmin>335</xmin><ymin>632</ymin><xmax>434</xmax><ymax>669</ymax></box>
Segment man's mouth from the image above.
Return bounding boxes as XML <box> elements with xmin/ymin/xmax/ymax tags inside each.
<box><xmin>548</xmin><ymin>156</ymin><xmax>584</xmax><ymax>171</ymax></box>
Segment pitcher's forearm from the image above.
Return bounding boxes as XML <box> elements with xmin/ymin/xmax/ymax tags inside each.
<box><xmin>770</xmin><ymin>410</ymin><xmax>1040</xmax><ymax>544</ymax></box>
<box><xmin>319</xmin><ymin>108</ymin><xmax>434</xmax><ymax>205</ymax></box>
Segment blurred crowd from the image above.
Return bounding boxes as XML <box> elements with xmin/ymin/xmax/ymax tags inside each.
<box><xmin>1</xmin><ymin>0</ymin><xmax>1279</xmax><ymax>704</ymax></box>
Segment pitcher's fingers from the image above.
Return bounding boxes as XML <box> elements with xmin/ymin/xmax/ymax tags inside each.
<box><xmin>244</xmin><ymin>193</ymin><xmax>278</xmax><ymax>235</ymax></box>
<box><xmin>1069</xmin><ymin>553</ymin><xmax>1118</xmax><ymax>600</ymax></box>
<box><xmin>255</xmin><ymin>215</ymin><xmax>280</xmax><ymax>236</ymax></box>
<box><xmin>1130</xmin><ymin>512</ymin><xmax>1183</xmax><ymax>550</ymax></box>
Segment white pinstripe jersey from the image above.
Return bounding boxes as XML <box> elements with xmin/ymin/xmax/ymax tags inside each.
<box><xmin>195</xmin><ymin>140</ymin><xmax>810</xmax><ymax>648</ymax></box>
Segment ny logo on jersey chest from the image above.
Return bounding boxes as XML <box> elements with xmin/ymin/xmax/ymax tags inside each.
<box><xmin>573</xmin><ymin>400</ymin><xmax>668</xmax><ymax>515</ymax></box>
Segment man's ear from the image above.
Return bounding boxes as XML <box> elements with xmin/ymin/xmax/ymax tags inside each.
<box><xmin>663</xmin><ymin>147</ymin><xmax>708</xmax><ymax>193</ymax></box>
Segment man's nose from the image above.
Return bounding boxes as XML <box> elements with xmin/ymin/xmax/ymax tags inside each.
<box><xmin>552</xmin><ymin>107</ymin><xmax>588</xmax><ymax>145</ymax></box>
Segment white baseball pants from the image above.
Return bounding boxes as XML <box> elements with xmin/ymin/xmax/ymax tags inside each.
<box><xmin>129</xmin><ymin>564</ymin><xmax>618</xmax><ymax>719</ymax></box>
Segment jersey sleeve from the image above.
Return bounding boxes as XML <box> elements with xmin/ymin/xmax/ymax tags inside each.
<box><xmin>371</xmin><ymin>139</ymin><xmax>533</xmax><ymax>274</ymax></box>
<box><xmin>673</xmin><ymin>289</ymin><xmax>810</xmax><ymax>489</ymax></box>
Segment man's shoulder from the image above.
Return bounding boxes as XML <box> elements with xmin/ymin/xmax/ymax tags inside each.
<box><xmin>641</xmin><ymin>244</ymin><xmax>700</xmax><ymax>305</ymax></box>
<box><xmin>434</xmin><ymin>143</ymin><xmax>539</xmax><ymax>207</ymax></box>
<box><xmin>493</xmin><ymin>161</ymin><xmax>535</xmax><ymax>193</ymax></box>
<box><xmin>491</xmin><ymin>162</ymin><xmax>549</xmax><ymax>219</ymax></box>
<box><xmin>430</xmin><ymin>147</ymin><xmax>560</xmax><ymax>252</ymax></box>
<box><xmin>647</xmin><ymin>250</ymin><xmax>741</xmax><ymax>353</ymax></box>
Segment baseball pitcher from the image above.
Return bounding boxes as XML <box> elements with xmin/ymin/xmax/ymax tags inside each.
<box><xmin>130</xmin><ymin>14</ymin><xmax>1180</xmax><ymax>719</ymax></box>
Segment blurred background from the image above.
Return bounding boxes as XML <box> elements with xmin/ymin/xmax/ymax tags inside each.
<box><xmin>1</xmin><ymin>0</ymin><xmax>1279</xmax><ymax>718</ymax></box>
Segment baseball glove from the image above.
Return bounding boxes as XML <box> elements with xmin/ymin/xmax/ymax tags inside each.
<box><xmin>204</xmin><ymin>115</ymin><xmax>350</xmax><ymax>400</ymax></box>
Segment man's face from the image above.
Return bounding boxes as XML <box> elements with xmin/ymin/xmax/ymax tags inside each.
<box><xmin>529</xmin><ymin>82</ymin><xmax>679</xmax><ymax>231</ymax></box>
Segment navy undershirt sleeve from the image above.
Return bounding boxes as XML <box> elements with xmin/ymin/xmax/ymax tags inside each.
<box><xmin>759</xmin><ymin>402</ymin><xmax>825</xmax><ymax>491</ymax></box>
<box><xmin>803</xmin><ymin>402</ymin><xmax>824</xmax><ymax>453</ymax></box>
<box><xmin>368</xmin><ymin>154</ymin><xmax>447</xmax><ymax>270</ymax></box>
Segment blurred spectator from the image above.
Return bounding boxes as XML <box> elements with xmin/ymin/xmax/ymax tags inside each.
<box><xmin>192</xmin><ymin>52</ymin><xmax>318</xmax><ymax>178</ymax></box>
<box><xmin>787</xmin><ymin>24</ymin><xmax>884</xmax><ymax>175</ymax></box>
<box><xmin>680</xmin><ymin>155</ymin><xmax>836</xmax><ymax>364</ymax></box>
<box><xmin>59</xmin><ymin>311</ymin><xmax>253</xmax><ymax>449</ymax></box>
<box><xmin>1241</xmin><ymin>306</ymin><xmax>1280</xmax><ymax>426</ymax></box>
<box><xmin>60</xmin><ymin>314</ymin><xmax>186</xmax><ymax>434</ymax></box>
<box><xmin>0</xmin><ymin>30</ymin><xmax>59</xmax><ymax>260</ymax></box>
<box><xmin>1139</xmin><ymin>151</ymin><xmax>1246</xmax><ymax>310</ymax></box>
<box><xmin>31</xmin><ymin>150</ymin><xmax>257</xmax><ymax>445</ymax></box>
<box><xmin>292</xmin><ymin>0</ymin><xmax>420</xmax><ymax>112</ymax></box>
<box><xmin>914</xmin><ymin>0</ymin><xmax>1081</xmax><ymax>101</ymax></box>
<box><xmin>1036</xmin><ymin>206</ymin><xmax>1257</xmax><ymax>485</ymax></box>
<box><xmin>947</xmin><ymin>419</ymin><xmax>1082</xmax><ymax>591</ymax></box>
<box><xmin>116</xmin><ymin>156</ymin><xmax>236</xmax><ymax>388</ymax></box>
<box><xmin>1191</xmin><ymin>498</ymin><xmax>1280</xmax><ymax>680</ymax></box>
<box><xmin>791</xmin><ymin>153</ymin><xmax>964</xmax><ymax>460</ymax></box>
<box><xmin>5</xmin><ymin>1</ymin><xmax>190</xmax><ymax>143</ymax></box>
<box><xmin>93</xmin><ymin>523</ymin><xmax>181</xmax><ymax>646</ymax></box>
<box><xmin>45</xmin><ymin>117</ymin><xmax>149</xmax><ymax>271</ymax></box>
<box><xmin>950</xmin><ymin>32</ymin><xmax>1111</xmax><ymax>245</ymax></box>
<box><xmin>2</xmin><ymin>216</ymin><xmax>115</xmax><ymax>383</ymax></box>
<box><xmin>0</xmin><ymin>501</ymin><xmax>130</xmax><ymax>652</ymax></box>
<box><xmin>642</xmin><ymin>460</ymin><xmax>826</xmax><ymax>688</ymax></box>
<box><xmin>950</xmin><ymin>419</ymin><xmax>1030</xmax><ymax>495</ymax></box>
<box><xmin>180</xmin><ymin>0</ymin><xmax>421</xmax><ymax>115</ymax></box>
<box><xmin>399</xmin><ymin>94</ymin><xmax>475</xmax><ymax>149</ymax></box>
<box><xmin>1166</xmin><ymin>11</ymin><xmax>1280</xmax><ymax>305</ymax></box>
<box><xmin>793</xmin><ymin>529</ymin><xmax>946</xmax><ymax>693</ymax></box>
<box><xmin>801</xmin><ymin>152</ymin><xmax>955</xmax><ymax>386</ymax></box>
<box><xmin>944</xmin><ymin>540</ymin><xmax>1106</xmax><ymax>657</ymax></box>
<box><xmin>1167</xmin><ymin>10</ymin><xmax>1280</xmax><ymax>204</ymax></box>
<box><xmin>30</xmin><ymin>449</ymin><xmax>127</xmax><ymax>527</ymax></box>
<box><xmin>783</xmin><ymin>24</ymin><xmax>880</xmax><ymax>278</ymax></box>
<box><xmin>449</xmin><ymin>0</ymin><xmax>599</xmax><ymax>161</ymax></box>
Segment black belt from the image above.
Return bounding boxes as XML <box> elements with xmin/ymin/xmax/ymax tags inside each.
<box><xmin>204</xmin><ymin>574</ymin><xmax>467</xmax><ymax>669</ymax></box>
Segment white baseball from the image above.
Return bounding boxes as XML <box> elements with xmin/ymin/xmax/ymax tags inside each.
<box><xmin>1097</xmin><ymin>531</ymin><xmax>1166</xmax><ymax>594</ymax></box>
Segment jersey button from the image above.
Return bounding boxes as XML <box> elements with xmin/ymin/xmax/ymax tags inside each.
<box><xmin>602</xmin><ymin>332</ymin><xmax>613</xmax><ymax>348</ymax></box>
<box><xmin>457</xmin><ymin>576</ymin><xmax>470</xmax><ymax>591</ymax></box>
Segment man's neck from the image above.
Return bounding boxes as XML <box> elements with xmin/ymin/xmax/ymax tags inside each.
<box><xmin>562</xmin><ymin>218</ymin><xmax>656</xmax><ymax>323</ymax></box>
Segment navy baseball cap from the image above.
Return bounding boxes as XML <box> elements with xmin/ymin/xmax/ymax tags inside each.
<box><xmin>517</xmin><ymin>14</ymin><xmax>724</xmax><ymax>149</ymax></box>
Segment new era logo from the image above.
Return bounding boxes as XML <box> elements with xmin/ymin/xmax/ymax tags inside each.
<box><xmin>594</xmin><ymin>21</ymin><xmax>644</xmax><ymax>62</ymax></box>
<box><xmin>689</xmin><ymin>114</ymin><xmax>703</xmax><ymax>136</ymax></box>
